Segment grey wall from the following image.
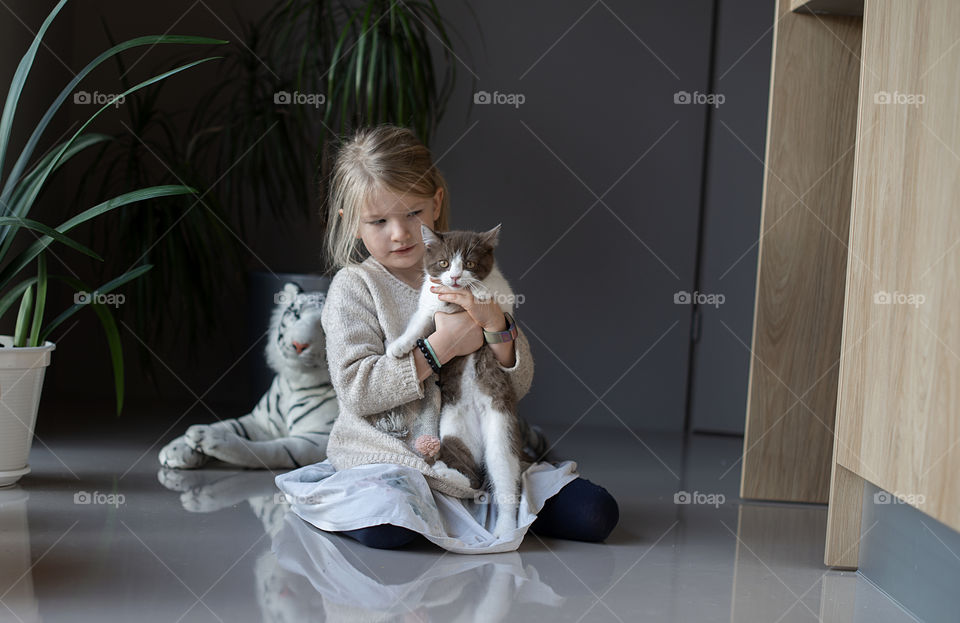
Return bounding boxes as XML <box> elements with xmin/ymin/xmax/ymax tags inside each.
<box><xmin>431</xmin><ymin>0</ymin><xmax>715</xmax><ymax>434</ymax></box>
<box><xmin>3</xmin><ymin>0</ymin><xmax>772</xmax><ymax>437</ymax></box>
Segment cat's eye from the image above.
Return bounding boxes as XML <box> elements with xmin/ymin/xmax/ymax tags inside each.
<box><xmin>438</xmin><ymin>260</ymin><xmax>449</xmax><ymax>268</ymax></box>
<box><xmin>465</xmin><ymin>261</ymin><xmax>476</xmax><ymax>269</ymax></box>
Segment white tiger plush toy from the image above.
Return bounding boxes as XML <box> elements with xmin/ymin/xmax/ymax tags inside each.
<box><xmin>158</xmin><ymin>282</ymin><xmax>338</xmax><ymax>469</ymax></box>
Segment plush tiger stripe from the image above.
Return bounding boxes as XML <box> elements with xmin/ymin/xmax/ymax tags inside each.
<box><xmin>209</xmin><ymin>377</ymin><xmax>338</xmax><ymax>468</ymax></box>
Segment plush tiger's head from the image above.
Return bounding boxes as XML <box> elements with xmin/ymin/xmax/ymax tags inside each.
<box><xmin>266</xmin><ymin>282</ymin><xmax>327</xmax><ymax>376</ymax></box>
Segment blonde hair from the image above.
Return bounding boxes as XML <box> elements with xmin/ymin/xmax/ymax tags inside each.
<box><xmin>324</xmin><ymin>124</ymin><xmax>451</xmax><ymax>271</ymax></box>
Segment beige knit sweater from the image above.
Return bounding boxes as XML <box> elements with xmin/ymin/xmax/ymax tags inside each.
<box><xmin>322</xmin><ymin>256</ymin><xmax>535</xmax><ymax>498</ymax></box>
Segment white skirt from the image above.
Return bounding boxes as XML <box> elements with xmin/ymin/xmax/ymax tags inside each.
<box><xmin>274</xmin><ymin>459</ymin><xmax>580</xmax><ymax>554</ymax></box>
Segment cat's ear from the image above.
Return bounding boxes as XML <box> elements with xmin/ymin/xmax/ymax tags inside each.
<box><xmin>480</xmin><ymin>223</ymin><xmax>502</xmax><ymax>248</ymax></box>
<box><xmin>421</xmin><ymin>223</ymin><xmax>442</xmax><ymax>247</ymax></box>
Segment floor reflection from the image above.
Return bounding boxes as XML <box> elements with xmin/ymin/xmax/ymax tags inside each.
<box><xmin>158</xmin><ymin>467</ymin><xmax>298</xmax><ymax>622</ymax></box>
<box><xmin>157</xmin><ymin>465</ymin><xmax>282</xmax><ymax>514</ymax></box>
<box><xmin>0</xmin><ymin>487</ymin><xmax>41</xmax><ymax>623</ymax></box>
<box><xmin>731</xmin><ymin>503</ymin><xmax>833</xmax><ymax>623</ymax></box>
<box><xmin>272</xmin><ymin>513</ymin><xmax>565</xmax><ymax>622</ymax></box>
<box><xmin>156</xmin><ymin>466</ymin><xmax>567</xmax><ymax>622</ymax></box>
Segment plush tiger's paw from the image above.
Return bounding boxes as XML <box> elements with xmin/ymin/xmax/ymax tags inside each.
<box><xmin>184</xmin><ymin>425</ymin><xmax>233</xmax><ymax>460</ymax></box>
<box><xmin>158</xmin><ymin>436</ymin><xmax>208</xmax><ymax>469</ymax></box>
<box><xmin>185</xmin><ymin>424</ymin><xmax>220</xmax><ymax>451</ymax></box>
<box><xmin>386</xmin><ymin>338</ymin><xmax>415</xmax><ymax>359</ymax></box>
<box><xmin>183</xmin><ymin>424</ymin><xmax>209</xmax><ymax>450</ymax></box>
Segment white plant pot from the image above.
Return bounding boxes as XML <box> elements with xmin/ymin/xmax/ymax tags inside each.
<box><xmin>0</xmin><ymin>336</ymin><xmax>55</xmax><ymax>487</ymax></box>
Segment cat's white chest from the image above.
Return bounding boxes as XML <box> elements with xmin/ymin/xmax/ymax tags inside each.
<box><xmin>454</xmin><ymin>354</ymin><xmax>496</xmax><ymax>439</ymax></box>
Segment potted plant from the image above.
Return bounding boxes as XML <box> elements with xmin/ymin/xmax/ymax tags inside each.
<box><xmin>76</xmin><ymin>0</ymin><xmax>473</xmax><ymax>398</ymax></box>
<box><xmin>0</xmin><ymin>0</ymin><xmax>225</xmax><ymax>486</ymax></box>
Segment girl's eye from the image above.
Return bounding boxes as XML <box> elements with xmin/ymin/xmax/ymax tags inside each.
<box><xmin>407</xmin><ymin>210</ymin><xmax>423</xmax><ymax>218</ymax></box>
<box><xmin>465</xmin><ymin>261</ymin><xmax>476</xmax><ymax>269</ymax></box>
<box><xmin>438</xmin><ymin>260</ymin><xmax>449</xmax><ymax>268</ymax></box>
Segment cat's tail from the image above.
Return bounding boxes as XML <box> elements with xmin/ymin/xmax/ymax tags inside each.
<box><xmin>518</xmin><ymin>417</ymin><xmax>557</xmax><ymax>464</ymax></box>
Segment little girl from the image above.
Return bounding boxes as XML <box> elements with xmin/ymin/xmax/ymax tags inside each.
<box><xmin>274</xmin><ymin>124</ymin><xmax>619</xmax><ymax>553</ymax></box>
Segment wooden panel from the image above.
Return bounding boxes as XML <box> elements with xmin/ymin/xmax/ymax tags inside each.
<box><xmin>824</xmin><ymin>462</ymin><xmax>864</xmax><ymax>568</ymax></box>
<box><xmin>831</xmin><ymin>0</ymin><xmax>960</xmax><ymax>539</ymax></box>
<box><xmin>791</xmin><ymin>0</ymin><xmax>863</xmax><ymax>16</ymax></box>
<box><xmin>740</xmin><ymin>1</ymin><xmax>862</xmax><ymax>503</ymax></box>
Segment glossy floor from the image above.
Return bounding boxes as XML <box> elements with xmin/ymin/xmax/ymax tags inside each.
<box><xmin>1</xmin><ymin>419</ymin><xmax>918</xmax><ymax>622</ymax></box>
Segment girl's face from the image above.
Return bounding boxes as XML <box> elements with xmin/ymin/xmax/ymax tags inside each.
<box><xmin>353</xmin><ymin>185</ymin><xmax>443</xmax><ymax>281</ymax></box>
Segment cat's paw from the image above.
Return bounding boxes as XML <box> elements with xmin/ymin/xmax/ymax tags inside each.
<box><xmin>474</xmin><ymin>289</ymin><xmax>493</xmax><ymax>303</ymax></box>
<box><xmin>492</xmin><ymin>496</ymin><xmax>520</xmax><ymax>538</ymax></box>
<box><xmin>386</xmin><ymin>338</ymin><xmax>416</xmax><ymax>359</ymax></box>
<box><xmin>431</xmin><ymin>460</ymin><xmax>472</xmax><ymax>490</ymax></box>
<box><xmin>492</xmin><ymin>514</ymin><xmax>518</xmax><ymax>539</ymax></box>
<box><xmin>414</xmin><ymin>434</ymin><xmax>442</xmax><ymax>459</ymax></box>
<box><xmin>158</xmin><ymin>436</ymin><xmax>208</xmax><ymax>469</ymax></box>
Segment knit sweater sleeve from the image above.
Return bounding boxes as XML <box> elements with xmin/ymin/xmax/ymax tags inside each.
<box><xmin>322</xmin><ymin>268</ymin><xmax>425</xmax><ymax>418</ymax></box>
<box><xmin>496</xmin><ymin>324</ymin><xmax>534</xmax><ymax>401</ymax></box>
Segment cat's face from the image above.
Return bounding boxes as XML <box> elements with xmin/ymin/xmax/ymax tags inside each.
<box><xmin>421</xmin><ymin>224</ymin><xmax>500</xmax><ymax>289</ymax></box>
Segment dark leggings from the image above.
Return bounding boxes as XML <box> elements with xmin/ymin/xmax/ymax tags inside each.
<box><xmin>338</xmin><ymin>477</ymin><xmax>619</xmax><ymax>549</ymax></box>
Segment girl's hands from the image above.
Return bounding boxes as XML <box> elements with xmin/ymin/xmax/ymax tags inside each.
<box><xmin>429</xmin><ymin>278</ymin><xmax>508</xmax><ymax>332</ymax></box>
<box><xmin>431</xmin><ymin>310</ymin><xmax>483</xmax><ymax>361</ymax></box>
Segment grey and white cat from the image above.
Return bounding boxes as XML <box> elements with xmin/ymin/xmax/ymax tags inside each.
<box><xmin>387</xmin><ymin>223</ymin><xmax>525</xmax><ymax>538</ymax></box>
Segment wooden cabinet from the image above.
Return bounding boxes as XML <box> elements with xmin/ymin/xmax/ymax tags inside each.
<box><xmin>742</xmin><ymin>0</ymin><xmax>960</xmax><ymax>569</ymax></box>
